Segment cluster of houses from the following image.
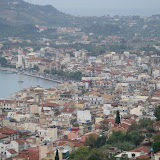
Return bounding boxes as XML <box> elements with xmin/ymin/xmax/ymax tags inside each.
<box><xmin>1</xmin><ymin>28</ymin><xmax>160</xmax><ymax>159</ymax></box>
<box><xmin>0</xmin><ymin>49</ymin><xmax>160</xmax><ymax>159</ymax></box>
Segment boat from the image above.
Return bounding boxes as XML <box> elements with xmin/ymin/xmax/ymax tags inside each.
<box><xmin>18</xmin><ymin>73</ymin><xmax>24</xmax><ymax>83</ymax></box>
<box><xmin>18</xmin><ymin>80</ymin><xmax>24</xmax><ymax>83</ymax></box>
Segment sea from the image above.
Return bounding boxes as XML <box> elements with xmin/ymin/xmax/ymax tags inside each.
<box><xmin>60</xmin><ymin>8</ymin><xmax>160</xmax><ymax>17</ymax></box>
<box><xmin>0</xmin><ymin>70</ymin><xmax>59</xmax><ymax>99</ymax></box>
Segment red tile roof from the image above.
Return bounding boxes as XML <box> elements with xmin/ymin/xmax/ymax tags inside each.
<box><xmin>80</xmin><ymin>133</ymin><xmax>99</xmax><ymax>142</ymax></box>
<box><xmin>73</xmin><ymin>142</ymin><xmax>84</xmax><ymax>147</ymax></box>
<box><xmin>122</xmin><ymin>114</ymin><xmax>138</xmax><ymax>119</ymax></box>
<box><xmin>13</xmin><ymin>148</ymin><xmax>39</xmax><ymax>160</ymax></box>
<box><xmin>61</xmin><ymin>107</ymin><xmax>76</xmax><ymax>113</ymax></box>
<box><xmin>57</xmin><ymin>139</ymin><xmax>84</xmax><ymax>148</ymax></box>
<box><xmin>68</xmin><ymin>132</ymin><xmax>80</xmax><ymax>140</ymax></box>
<box><xmin>28</xmin><ymin>147</ymin><xmax>39</xmax><ymax>152</ymax></box>
<box><xmin>47</xmin><ymin>150</ymin><xmax>55</xmax><ymax>154</ymax></box>
<box><xmin>0</xmin><ymin>115</ymin><xmax>6</xmax><ymax>119</ymax></box>
<box><xmin>0</xmin><ymin>134</ymin><xmax>9</xmax><ymax>139</ymax></box>
<box><xmin>64</xmin><ymin>102</ymin><xmax>73</xmax><ymax>107</ymax></box>
<box><xmin>64</xmin><ymin>141</ymin><xmax>84</xmax><ymax>148</ymax></box>
<box><xmin>15</xmin><ymin>139</ymin><xmax>30</xmax><ymax>145</ymax></box>
<box><xmin>120</xmin><ymin>123</ymin><xmax>130</xmax><ymax>129</ymax></box>
<box><xmin>58</xmin><ymin>142</ymin><xmax>67</xmax><ymax>146</ymax></box>
<box><xmin>130</xmin><ymin>146</ymin><xmax>150</xmax><ymax>153</ymax></box>
<box><xmin>42</xmin><ymin>103</ymin><xmax>59</xmax><ymax>107</ymax></box>
<box><xmin>122</xmin><ymin>119</ymin><xmax>136</xmax><ymax>125</ymax></box>
<box><xmin>71</xmin><ymin>127</ymin><xmax>79</xmax><ymax>131</ymax></box>
<box><xmin>13</xmin><ymin>153</ymin><xmax>39</xmax><ymax>160</ymax></box>
<box><xmin>0</xmin><ymin>127</ymin><xmax>18</xmax><ymax>135</ymax></box>
<box><xmin>136</xmin><ymin>155</ymin><xmax>150</xmax><ymax>159</ymax></box>
<box><xmin>153</xmin><ymin>121</ymin><xmax>160</xmax><ymax>127</ymax></box>
<box><xmin>7</xmin><ymin>149</ymin><xmax>17</xmax><ymax>154</ymax></box>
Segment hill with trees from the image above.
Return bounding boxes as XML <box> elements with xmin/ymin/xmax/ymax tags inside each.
<box><xmin>0</xmin><ymin>0</ymin><xmax>72</xmax><ymax>26</ymax></box>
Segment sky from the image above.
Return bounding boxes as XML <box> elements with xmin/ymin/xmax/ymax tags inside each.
<box><xmin>24</xmin><ymin>0</ymin><xmax>160</xmax><ymax>9</ymax></box>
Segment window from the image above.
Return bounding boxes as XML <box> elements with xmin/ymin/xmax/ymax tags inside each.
<box><xmin>132</xmin><ymin>153</ymin><xmax>135</xmax><ymax>158</ymax></box>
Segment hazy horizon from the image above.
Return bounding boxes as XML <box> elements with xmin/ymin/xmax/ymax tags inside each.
<box><xmin>59</xmin><ymin>8</ymin><xmax>160</xmax><ymax>17</ymax></box>
<box><xmin>24</xmin><ymin>0</ymin><xmax>160</xmax><ymax>16</ymax></box>
<box><xmin>24</xmin><ymin>0</ymin><xmax>160</xmax><ymax>9</ymax></box>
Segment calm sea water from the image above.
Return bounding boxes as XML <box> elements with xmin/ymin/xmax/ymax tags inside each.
<box><xmin>0</xmin><ymin>70</ymin><xmax>59</xmax><ymax>98</ymax></box>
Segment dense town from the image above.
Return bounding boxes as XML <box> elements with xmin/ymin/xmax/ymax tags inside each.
<box><xmin>1</xmin><ymin>28</ymin><xmax>160</xmax><ymax>160</ymax></box>
<box><xmin>1</xmin><ymin>1</ymin><xmax>160</xmax><ymax>160</ymax></box>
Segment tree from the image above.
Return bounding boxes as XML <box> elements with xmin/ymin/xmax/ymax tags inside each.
<box><xmin>69</xmin><ymin>146</ymin><xmax>89</xmax><ymax>160</ymax></box>
<box><xmin>107</xmin><ymin>131</ymin><xmax>125</xmax><ymax>144</ymax></box>
<box><xmin>153</xmin><ymin>140</ymin><xmax>160</xmax><ymax>153</ymax></box>
<box><xmin>44</xmin><ymin>69</ymin><xmax>50</xmax><ymax>74</ymax></box>
<box><xmin>154</xmin><ymin>106</ymin><xmax>160</xmax><ymax>121</ymax></box>
<box><xmin>88</xmin><ymin>148</ymin><xmax>103</xmax><ymax>160</ymax></box>
<box><xmin>33</xmin><ymin>65</ymin><xmax>39</xmax><ymax>72</ymax></box>
<box><xmin>99</xmin><ymin>120</ymin><xmax>109</xmax><ymax>134</ymax></box>
<box><xmin>88</xmin><ymin>154</ymin><xmax>100</xmax><ymax>160</ymax></box>
<box><xmin>125</xmin><ymin>130</ymin><xmax>144</xmax><ymax>147</ymax></box>
<box><xmin>120</xmin><ymin>157</ymin><xmax>129</xmax><ymax>160</ymax></box>
<box><xmin>73</xmin><ymin>123</ymin><xmax>79</xmax><ymax>127</ymax></box>
<box><xmin>115</xmin><ymin>110</ymin><xmax>121</xmax><ymax>124</ymax></box>
<box><xmin>51</xmin><ymin>69</ymin><xmax>82</xmax><ymax>81</ymax></box>
<box><xmin>147</xmin><ymin>125</ymin><xmax>155</xmax><ymax>134</ymax></box>
<box><xmin>153</xmin><ymin>133</ymin><xmax>160</xmax><ymax>142</ymax></box>
<box><xmin>139</xmin><ymin>119</ymin><xmax>154</xmax><ymax>129</ymax></box>
<box><xmin>128</xmin><ymin>122</ymin><xmax>139</xmax><ymax>132</ymax></box>
<box><xmin>0</xmin><ymin>57</ymin><xmax>7</xmax><ymax>67</ymax></box>
<box><xmin>114</xmin><ymin>141</ymin><xmax>136</xmax><ymax>151</ymax></box>
<box><xmin>95</xmin><ymin>135</ymin><xmax>107</xmax><ymax>148</ymax></box>
<box><xmin>85</xmin><ymin>135</ymin><xmax>96</xmax><ymax>149</ymax></box>
<box><xmin>55</xmin><ymin>150</ymin><xmax>59</xmax><ymax>160</ymax></box>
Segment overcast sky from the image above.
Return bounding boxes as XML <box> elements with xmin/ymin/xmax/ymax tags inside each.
<box><xmin>24</xmin><ymin>0</ymin><xmax>160</xmax><ymax>9</ymax></box>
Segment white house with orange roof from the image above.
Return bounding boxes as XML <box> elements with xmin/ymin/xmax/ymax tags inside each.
<box><xmin>115</xmin><ymin>147</ymin><xmax>150</xmax><ymax>160</ymax></box>
<box><xmin>10</xmin><ymin>139</ymin><xmax>30</xmax><ymax>152</ymax></box>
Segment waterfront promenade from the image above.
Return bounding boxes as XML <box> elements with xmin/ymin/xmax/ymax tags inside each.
<box><xmin>0</xmin><ymin>67</ymin><xmax>62</xmax><ymax>84</ymax></box>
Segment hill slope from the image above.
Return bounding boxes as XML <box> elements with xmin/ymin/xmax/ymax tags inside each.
<box><xmin>0</xmin><ymin>0</ymin><xmax>72</xmax><ymax>26</ymax></box>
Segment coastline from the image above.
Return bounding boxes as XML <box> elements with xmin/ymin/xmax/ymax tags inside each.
<box><xmin>0</xmin><ymin>67</ymin><xmax>62</xmax><ymax>84</ymax></box>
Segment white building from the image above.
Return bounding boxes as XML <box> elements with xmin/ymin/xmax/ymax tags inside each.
<box><xmin>103</xmin><ymin>104</ymin><xmax>118</xmax><ymax>115</ymax></box>
<box><xmin>37</xmin><ymin>128</ymin><xmax>58</xmax><ymax>142</ymax></box>
<box><xmin>25</xmin><ymin>58</ymin><xmax>42</xmax><ymax>68</ymax></box>
<box><xmin>16</xmin><ymin>48</ymin><xmax>25</xmax><ymax>68</ymax></box>
<box><xmin>10</xmin><ymin>139</ymin><xmax>30</xmax><ymax>152</ymax></box>
<box><xmin>77</xmin><ymin>110</ymin><xmax>91</xmax><ymax>123</ymax></box>
<box><xmin>115</xmin><ymin>147</ymin><xmax>150</xmax><ymax>160</ymax></box>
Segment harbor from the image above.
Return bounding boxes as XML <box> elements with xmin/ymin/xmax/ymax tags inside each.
<box><xmin>0</xmin><ymin>69</ymin><xmax>60</xmax><ymax>98</ymax></box>
<box><xmin>0</xmin><ymin>67</ymin><xmax>62</xmax><ymax>84</ymax></box>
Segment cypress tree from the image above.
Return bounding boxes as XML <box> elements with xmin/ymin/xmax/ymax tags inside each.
<box><xmin>115</xmin><ymin>110</ymin><xmax>121</xmax><ymax>124</ymax></box>
<box><xmin>55</xmin><ymin>149</ymin><xmax>59</xmax><ymax>160</ymax></box>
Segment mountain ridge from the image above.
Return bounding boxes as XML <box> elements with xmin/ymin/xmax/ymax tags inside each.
<box><xmin>0</xmin><ymin>0</ymin><xmax>72</xmax><ymax>26</ymax></box>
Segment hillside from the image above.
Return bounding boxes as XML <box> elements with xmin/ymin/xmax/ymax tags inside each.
<box><xmin>0</xmin><ymin>0</ymin><xmax>72</xmax><ymax>26</ymax></box>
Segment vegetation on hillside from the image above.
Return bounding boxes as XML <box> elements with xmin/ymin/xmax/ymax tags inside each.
<box><xmin>50</xmin><ymin>70</ymin><xmax>83</xmax><ymax>81</ymax></box>
<box><xmin>69</xmin><ymin>119</ymin><xmax>156</xmax><ymax>160</ymax></box>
